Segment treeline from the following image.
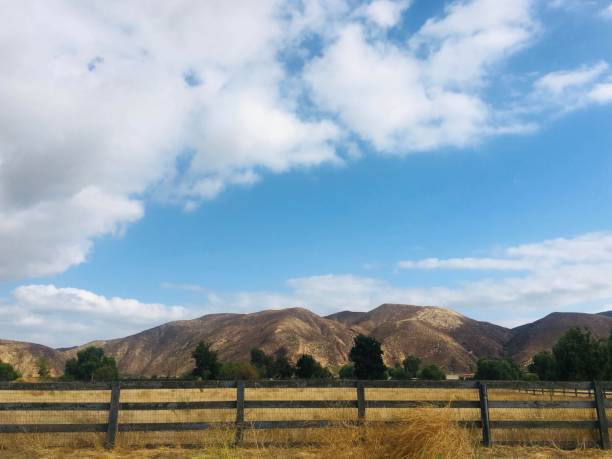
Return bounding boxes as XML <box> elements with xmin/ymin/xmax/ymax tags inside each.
<box><xmin>472</xmin><ymin>327</ymin><xmax>612</xmax><ymax>381</ymax></box>
<box><xmin>2</xmin><ymin>327</ymin><xmax>610</xmax><ymax>382</ymax></box>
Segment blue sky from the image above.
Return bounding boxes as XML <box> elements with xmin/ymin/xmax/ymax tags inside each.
<box><xmin>1</xmin><ymin>0</ymin><xmax>612</xmax><ymax>346</ymax></box>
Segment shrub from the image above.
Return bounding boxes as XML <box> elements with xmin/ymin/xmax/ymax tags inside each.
<box><xmin>475</xmin><ymin>358</ymin><xmax>521</xmax><ymax>380</ymax></box>
<box><xmin>192</xmin><ymin>341</ymin><xmax>221</xmax><ymax>380</ymax></box>
<box><xmin>402</xmin><ymin>355</ymin><xmax>421</xmax><ymax>379</ymax></box>
<box><xmin>338</xmin><ymin>364</ymin><xmax>355</xmax><ymax>379</ymax></box>
<box><xmin>528</xmin><ymin>351</ymin><xmax>557</xmax><ymax>381</ymax></box>
<box><xmin>295</xmin><ymin>354</ymin><xmax>331</xmax><ymax>379</ymax></box>
<box><xmin>349</xmin><ymin>335</ymin><xmax>386</xmax><ymax>380</ymax></box>
<box><xmin>64</xmin><ymin>347</ymin><xmax>118</xmax><ymax>382</ymax></box>
<box><xmin>553</xmin><ymin>327</ymin><xmax>607</xmax><ymax>381</ymax></box>
<box><xmin>418</xmin><ymin>364</ymin><xmax>446</xmax><ymax>380</ymax></box>
<box><xmin>219</xmin><ymin>362</ymin><xmax>260</xmax><ymax>380</ymax></box>
<box><xmin>0</xmin><ymin>360</ymin><xmax>20</xmax><ymax>381</ymax></box>
<box><xmin>388</xmin><ymin>365</ymin><xmax>409</xmax><ymax>380</ymax></box>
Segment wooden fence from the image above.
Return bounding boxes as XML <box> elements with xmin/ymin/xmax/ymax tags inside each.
<box><xmin>0</xmin><ymin>379</ymin><xmax>611</xmax><ymax>450</ymax></box>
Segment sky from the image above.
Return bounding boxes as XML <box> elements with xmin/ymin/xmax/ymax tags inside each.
<box><xmin>1</xmin><ymin>0</ymin><xmax>612</xmax><ymax>347</ymax></box>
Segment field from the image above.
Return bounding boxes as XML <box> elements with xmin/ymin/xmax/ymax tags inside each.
<box><xmin>0</xmin><ymin>384</ymin><xmax>609</xmax><ymax>458</ymax></box>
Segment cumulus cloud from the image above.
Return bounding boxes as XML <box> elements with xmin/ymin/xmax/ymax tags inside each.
<box><xmin>0</xmin><ymin>0</ymin><xmax>608</xmax><ymax>282</ymax></box>
<box><xmin>0</xmin><ymin>284</ymin><xmax>189</xmax><ymax>346</ymax></box>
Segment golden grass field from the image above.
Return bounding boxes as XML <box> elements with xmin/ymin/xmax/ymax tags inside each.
<box><xmin>0</xmin><ymin>386</ymin><xmax>609</xmax><ymax>458</ymax></box>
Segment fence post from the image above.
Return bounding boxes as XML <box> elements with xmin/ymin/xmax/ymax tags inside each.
<box><xmin>235</xmin><ymin>381</ymin><xmax>245</xmax><ymax>446</ymax></box>
<box><xmin>356</xmin><ymin>381</ymin><xmax>366</xmax><ymax>425</ymax></box>
<box><xmin>594</xmin><ymin>381</ymin><xmax>610</xmax><ymax>450</ymax></box>
<box><xmin>105</xmin><ymin>382</ymin><xmax>121</xmax><ymax>449</ymax></box>
<box><xmin>478</xmin><ymin>382</ymin><xmax>492</xmax><ymax>447</ymax></box>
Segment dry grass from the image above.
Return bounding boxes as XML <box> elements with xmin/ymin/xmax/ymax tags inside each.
<box><xmin>0</xmin><ymin>386</ymin><xmax>607</xmax><ymax>457</ymax></box>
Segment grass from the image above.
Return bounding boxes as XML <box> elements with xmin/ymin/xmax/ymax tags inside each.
<box><xmin>0</xmin><ymin>386</ymin><xmax>607</xmax><ymax>457</ymax></box>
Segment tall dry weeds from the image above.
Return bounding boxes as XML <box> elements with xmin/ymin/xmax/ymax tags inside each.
<box><xmin>365</xmin><ymin>408</ymin><xmax>477</xmax><ymax>459</ymax></box>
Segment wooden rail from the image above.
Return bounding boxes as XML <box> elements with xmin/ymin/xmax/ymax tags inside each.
<box><xmin>0</xmin><ymin>379</ymin><xmax>609</xmax><ymax>450</ymax></box>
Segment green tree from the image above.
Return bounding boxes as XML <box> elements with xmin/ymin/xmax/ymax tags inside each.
<box><xmin>475</xmin><ymin>358</ymin><xmax>521</xmax><ymax>380</ymax></box>
<box><xmin>338</xmin><ymin>364</ymin><xmax>355</xmax><ymax>379</ymax></box>
<box><xmin>388</xmin><ymin>365</ymin><xmax>409</xmax><ymax>380</ymax></box>
<box><xmin>418</xmin><ymin>364</ymin><xmax>446</xmax><ymax>380</ymax></box>
<box><xmin>402</xmin><ymin>355</ymin><xmax>421</xmax><ymax>379</ymax></box>
<box><xmin>348</xmin><ymin>335</ymin><xmax>386</xmax><ymax>380</ymax></box>
<box><xmin>219</xmin><ymin>362</ymin><xmax>260</xmax><ymax>380</ymax></box>
<box><xmin>192</xmin><ymin>342</ymin><xmax>221</xmax><ymax>380</ymax></box>
<box><xmin>36</xmin><ymin>357</ymin><xmax>50</xmax><ymax>379</ymax></box>
<box><xmin>528</xmin><ymin>351</ymin><xmax>557</xmax><ymax>381</ymax></box>
<box><xmin>0</xmin><ymin>360</ymin><xmax>20</xmax><ymax>381</ymax></box>
<box><xmin>553</xmin><ymin>328</ymin><xmax>607</xmax><ymax>381</ymax></box>
<box><xmin>270</xmin><ymin>347</ymin><xmax>294</xmax><ymax>379</ymax></box>
<box><xmin>250</xmin><ymin>348</ymin><xmax>274</xmax><ymax>378</ymax></box>
<box><xmin>295</xmin><ymin>354</ymin><xmax>331</xmax><ymax>379</ymax></box>
<box><xmin>64</xmin><ymin>347</ymin><xmax>118</xmax><ymax>382</ymax></box>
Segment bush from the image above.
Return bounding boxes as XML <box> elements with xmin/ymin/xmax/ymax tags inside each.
<box><xmin>402</xmin><ymin>355</ymin><xmax>421</xmax><ymax>379</ymax></box>
<box><xmin>475</xmin><ymin>358</ymin><xmax>521</xmax><ymax>380</ymax></box>
<box><xmin>418</xmin><ymin>364</ymin><xmax>446</xmax><ymax>380</ymax></box>
<box><xmin>553</xmin><ymin>328</ymin><xmax>607</xmax><ymax>381</ymax></box>
<box><xmin>0</xmin><ymin>360</ymin><xmax>20</xmax><ymax>381</ymax></box>
<box><xmin>349</xmin><ymin>335</ymin><xmax>386</xmax><ymax>380</ymax></box>
<box><xmin>388</xmin><ymin>365</ymin><xmax>410</xmax><ymax>380</ymax></box>
<box><xmin>219</xmin><ymin>362</ymin><xmax>260</xmax><ymax>380</ymax></box>
<box><xmin>64</xmin><ymin>347</ymin><xmax>118</xmax><ymax>382</ymax></box>
<box><xmin>338</xmin><ymin>364</ymin><xmax>355</xmax><ymax>379</ymax></box>
<box><xmin>528</xmin><ymin>351</ymin><xmax>557</xmax><ymax>381</ymax></box>
<box><xmin>192</xmin><ymin>342</ymin><xmax>221</xmax><ymax>380</ymax></box>
<box><xmin>295</xmin><ymin>354</ymin><xmax>331</xmax><ymax>379</ymax></box>
<box><xmin>36</xmin><ymin>357</ymin><xmax>50</xmax><ymax>379</ymax></box>
<box><xmin>250</xmin><ymin>348</ymin><xmax>274</xmax><ymax>377</ymax></box>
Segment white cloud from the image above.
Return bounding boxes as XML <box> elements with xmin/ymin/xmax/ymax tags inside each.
<box><xmin>602</xmin><ymin>3</ymin><xmax>612</xmax><ymax>19</ymax></box>
<box><xmin>0</xmin><ymin>0</ymin><xmax>607</xmax><ymax>283</ymax></box>
<box><xmin>1</xmin><ymin>284</ymin><xmax>189</xmax><ymax>346</ymax></box>
<box><xmin>362</xmin><ymin>0</ymin><xmax>411</xmax><ymax>28</ymax></box>
<box><xmin>305</xmin><ymin>0</ymin><xmax>536</xmax><ymax>153</ymax></box>
<box><xmin>530</xmin><ymin>61</ymin><xmax>612</xmax><ymax>112</ymax></box>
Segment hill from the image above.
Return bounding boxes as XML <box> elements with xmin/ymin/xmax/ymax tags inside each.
<box><xmin>0</xmin><ymin>339</ymin><xmax>65</xmax><ymax>378</ymax></box>
<box><xmin>4</xmin><ymin>305</ymin><xmax>612</xmax><ymax>378</ymax></box>
<box><xmin>506</xmin><ymin>312</ymin><xmax>612</xmax><ymax>365</ymax></box>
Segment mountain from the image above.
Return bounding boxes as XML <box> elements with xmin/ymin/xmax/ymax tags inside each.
<box><xmin>506</xmin><ymin>312</ymin><xmax>612</xmax><ymax>365</ymax></box>
<box><xmin>327</xmin><ymin>304</ymin><xmax>511</xmax><ymax>374</ymax></box>
<box><xmin>3</xmin><ymin>305</ymin><xmax>612</xmax><ymax>378</ymax></box>
<box><xmin>62</xmin><ymin>307</ymin><xmax>357</xmax><ymax>377</ymax></box>
<box><xmin>0</xmin><ymin>339</ymin><xmax>65</xmax><ymax>378</ymax></box>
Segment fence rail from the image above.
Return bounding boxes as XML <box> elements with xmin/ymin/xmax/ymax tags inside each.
<box><xmin>0</xmin><ymin>379</ymin><xmax>610</xmax><ymax>450</ymax></box>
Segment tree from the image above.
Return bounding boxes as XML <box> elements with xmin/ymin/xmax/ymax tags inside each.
<box><xmin>36</xmin><ymin>357</ymin><xmax>50</xmax><ymax>379</ymax></box>
<box><xmin>192</xmin><ymin>342</ymin><xmax>221</xmax><ymax>380</ymax></box>
<box><xmin>270</xmin><ymin>347</ymin><xmax>294</xmax><ymax>379</ymax></box>
<box><xmin>402</xmin><ymin>355</ymin><xmax>421</xmax><ymax>379</ymax></box>
<box><xmin>528</xmin><ymin>351</ymin><xmax>557</xmax><ymax>381</ymax></box>
<box><xmin>0</xmin><ymin>360</ymin><xmax>20</xmax><ymax>381</ymax></box>
<box><xmin>219</xmin><ymin>362</ymin><xmax>260</xmax><ymax>380</ymax></box>
<box><xmin>475</xmin><ymin>358</ymin><xmax>521</xmax><ymax>380</ymax></box>
<box><xmin>338</xmin><ymin>364</ymin><xmax>355</xmax><ymax>379</ymax></box>
<box><xmin>64</xmin><ymin>347</ymin><xmax>118</xmax><ymax>382</ymax></box>
<box><xmin>553</xmin><ymin>328</ymin><xmax>607</xmax><ymax>381</ymax></box>
<box><xmin>418</xmin><ymin>364</ymin><xmax>446</xmax><ymax>380</ymax></box>
<box><xmin>250</xmin><ymin>348</ymin><xmax>274</xmax><ymax>378</ymax></box>
<box><xmin>295</xmin><ymin>354</ymin><xmax>331</xmax><ymax>379</ymax></box>
<box><xmin>349</xmin><ymin>335</ymin><xmax>386</xmax><ymax>380</ymax></box>
<box><xmin>388</xmin><ymin>365</ymin><xmax>409</xmax><ymax>380</ymax></box>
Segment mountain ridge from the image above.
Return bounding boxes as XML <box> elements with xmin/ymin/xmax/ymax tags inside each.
<box><xmin>2</xmin><ymin>305</ymin><xmax>612</xmax><ymax>378</ymax></box>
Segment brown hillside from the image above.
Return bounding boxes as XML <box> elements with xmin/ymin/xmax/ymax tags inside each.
<box><xmin>0</xmin><ymin>339</ymin><xmax>65</xmax><ymax>378</ymax></box>
<box><xmin>506</xmin><ymin>312</ymin><xmax>612</xmax><ymax>365</ymax></box>
<box><xmin>329</xmin><ymin>304</ymin><xmax>511</xmax><ymax>373</ymax></box>
<box><xmin>63</xmin><ymin>308</ymin><xmax>357</xmax><ymax>377</ymax></box>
